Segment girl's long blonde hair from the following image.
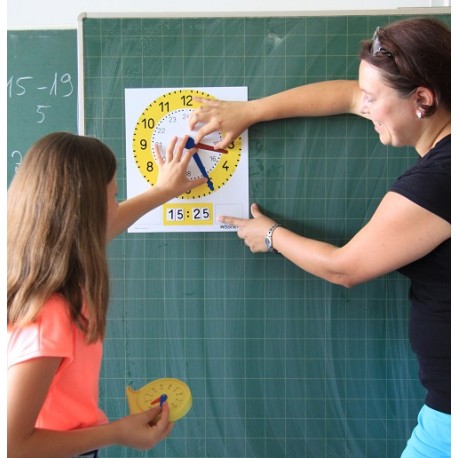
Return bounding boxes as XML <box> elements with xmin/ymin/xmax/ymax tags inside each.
<box><xmin>7</xmin><ymin>132</ymin><xmax>117</xmax><ymax>343</ymax></box>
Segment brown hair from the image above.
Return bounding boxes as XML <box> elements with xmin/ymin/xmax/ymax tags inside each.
<box><xmin>7</xmin><ymin>132</ymin><xmax>117</xmax><ymax>343</ymax></box>
<box><xmin>360</xmin><ymin>17</ymin><xmax>450</xmax><ymax>117</ymax></box>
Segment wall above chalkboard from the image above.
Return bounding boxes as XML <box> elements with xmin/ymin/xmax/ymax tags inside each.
<box><xmin>7</xmin><ymin>30</ymin><xmax>78</xmax><ymax>186</ymax></box>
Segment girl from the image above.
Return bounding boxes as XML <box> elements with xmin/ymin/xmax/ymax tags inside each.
<box><xmin>7</xmin><ymin>133</ymin><xmax>206</xmax><ymax>458</ymax></box>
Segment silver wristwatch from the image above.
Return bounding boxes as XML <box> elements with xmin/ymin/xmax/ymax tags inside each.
<box><xmin>265</xmin><ymin>223</ymin><xmax>280</xmax><ymax>253</ymax></box>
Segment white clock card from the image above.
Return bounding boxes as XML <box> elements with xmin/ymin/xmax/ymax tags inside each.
<box><xmin>125</xmin><ymin>87</ymin><xmax>249</xmax><ymax>233</ymax></box>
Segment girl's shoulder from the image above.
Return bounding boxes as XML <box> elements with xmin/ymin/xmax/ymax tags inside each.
<box><xmin>39</xmin><ymin>293</ymin><xmax>73</xmax><ymax>322</ymax></box>
<box><xmin>7</xmin><ymin>294</ymin><xmax>75</xmax><ymax>367</ymax></box>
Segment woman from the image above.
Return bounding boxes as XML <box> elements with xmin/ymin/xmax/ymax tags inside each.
<box><xmin>7</xmin><ymin>133</ymin><xmax>206</xmax><ymax>457</ymax></box>
<box><xmin>189</xmin><ymin>17</ymin><xmax>451</xmax><ymax>458</ymax></box>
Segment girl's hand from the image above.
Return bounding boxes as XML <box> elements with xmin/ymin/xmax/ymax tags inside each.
<box><xmin>154</xmin><ymin>136</ymin><xmax>207</xmax><ymax>198</ymax></box>
<box><xmin>108</xmin><ymin>135</ymin><xmax>207</xmax><ymax>239</ymax></box>
<box><xmin>112</xmin><ymin>403</ymin><xmax>174</xmax><ymax>451</ymax></box>
<box><xmin>189</xmin><ymin>97</ymin><xmax>254</xmax><ymax>149</ymax></box>
<box><xmin>218</xmin><ymin>203</ymin><xmax>276</xmax><ymax>253</ymax></box>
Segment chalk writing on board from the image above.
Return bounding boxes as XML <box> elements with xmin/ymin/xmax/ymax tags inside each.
<box><xmin>7</xmin><ymin>29</ymin><xmax>78</xmax><ymax>186</ymax></box>
<box><xmin>7</xmin><ymin>72</ymin><xmax>74</xmax><ymax>124</ymax></box>
<box><xmin>10</xmin><ymin>150</ymin><xmax>23</xmax><ymax>174</ymax></box>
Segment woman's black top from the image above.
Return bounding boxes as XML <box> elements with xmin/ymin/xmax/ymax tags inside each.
<box><xmin>391</xmin><ymin>134</ymin><xmax>451</xmax><ymax>414</ymax></box>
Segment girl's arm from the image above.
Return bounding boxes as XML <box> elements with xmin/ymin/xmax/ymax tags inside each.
<box><xmin>8</xmin><ymin>358</ymin><xmax>173</xmax><ymax>458</ymax></box>
<box><xmin>190</xmin><ymin>80</ymin><xmax>362</xmax><ymax>149</ymax></box>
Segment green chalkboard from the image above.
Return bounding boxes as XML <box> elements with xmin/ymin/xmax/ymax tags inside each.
<box><xmin>79</xmin><ymin>12</ymin><xmax>450</xmax><ymax>458</ymax></box>
<box><xmin>7</xmin><ymin>30</ymin><xmax>78</xmax><ymax>186</ymax></box>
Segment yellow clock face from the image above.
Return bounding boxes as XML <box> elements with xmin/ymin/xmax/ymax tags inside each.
<box><xmin>126</xmin><ymin>378</ymin><xmax>192</xmax><ymax>422</ymax></box>
<box><xmin>132</xmin><ymin>88</ymin><xmax>243</xmax><ymax>199</ymax></box>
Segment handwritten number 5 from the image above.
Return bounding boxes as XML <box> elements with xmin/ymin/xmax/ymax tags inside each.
<box><xmin>36</xmin><ymin>105</ymin><xmax>51</xmax><ymax>123</ymax></box>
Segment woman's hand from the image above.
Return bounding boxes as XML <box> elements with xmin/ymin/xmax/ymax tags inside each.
<box><xmin>154</xmin><ymin>135</ymin><xmax>207</xmax><ymax>198</ymax></box>
<box><xmin>189</xmin><ymin>97</ymin><xmax>255</xmax><ymax>149</ymax></box>
<box><xmin>218</xmin><ymin>203</ymin><xmax>276</xmax><ymax>253</ymax></box>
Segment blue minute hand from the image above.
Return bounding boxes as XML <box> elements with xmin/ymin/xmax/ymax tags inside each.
<box><xmin>192</xmin><ymin>151</ymin><xmax>214</xmax><ymax>191</ymax></box>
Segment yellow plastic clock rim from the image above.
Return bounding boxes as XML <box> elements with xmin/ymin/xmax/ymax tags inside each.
<box><xmin>127</xmin><ymin>378</ymin><xmax>192</xmax><ymax>422</ymax></box>
<box><xmin>132</xmin><ymin>88</ymin><xmax>243</xmax><ymax>199</ymax></box>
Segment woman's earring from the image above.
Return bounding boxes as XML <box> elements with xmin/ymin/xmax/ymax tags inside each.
<box><xmin>416</xmin><ymin>110</ymin><xmax>424</xmax><ymax>119</ymax></box>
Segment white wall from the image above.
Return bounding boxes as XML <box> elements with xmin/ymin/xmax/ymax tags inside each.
<box><xmin>7</xmin><ymin>0</ymin><xmax>451</xmax><ymax>29</ymax></box>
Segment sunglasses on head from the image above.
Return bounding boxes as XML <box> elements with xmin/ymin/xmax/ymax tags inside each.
<box><xmin>371</xmin><ymin>27</ymin><xmax>393</xmax><ymax>58</ymax></box>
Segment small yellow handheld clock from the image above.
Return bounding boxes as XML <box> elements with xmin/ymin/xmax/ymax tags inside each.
<box><xmin>132</xmin><ymin>88</ymin><xmax>243</xmax><ymax>199</ymax></box>
<box><xmin>126</xmin><ymin>378</ymin><xmax>192</xmax><ymax>422</ymax></box>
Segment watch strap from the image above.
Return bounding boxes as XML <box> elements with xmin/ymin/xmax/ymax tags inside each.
<box><xmin>265</xmin><ymin>223</ymin><xmax>280</xmax><ymax>253</ymax></box>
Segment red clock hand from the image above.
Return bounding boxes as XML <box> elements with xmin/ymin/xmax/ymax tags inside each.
<box><xmin>185</xmin><ymin>136</ymin><xmax>228</xmax><ymax>154</ymax></box>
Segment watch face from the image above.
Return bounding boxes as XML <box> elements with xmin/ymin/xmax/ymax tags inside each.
<box><xmin>132</xmin><ymin>88</ymin><xmax>243</xmax><ymax>199</ymax></box>
<box><xmin>265</xmin><ymin>236</ymin><xmax>272</xmax><ymax>248</ymax></box>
